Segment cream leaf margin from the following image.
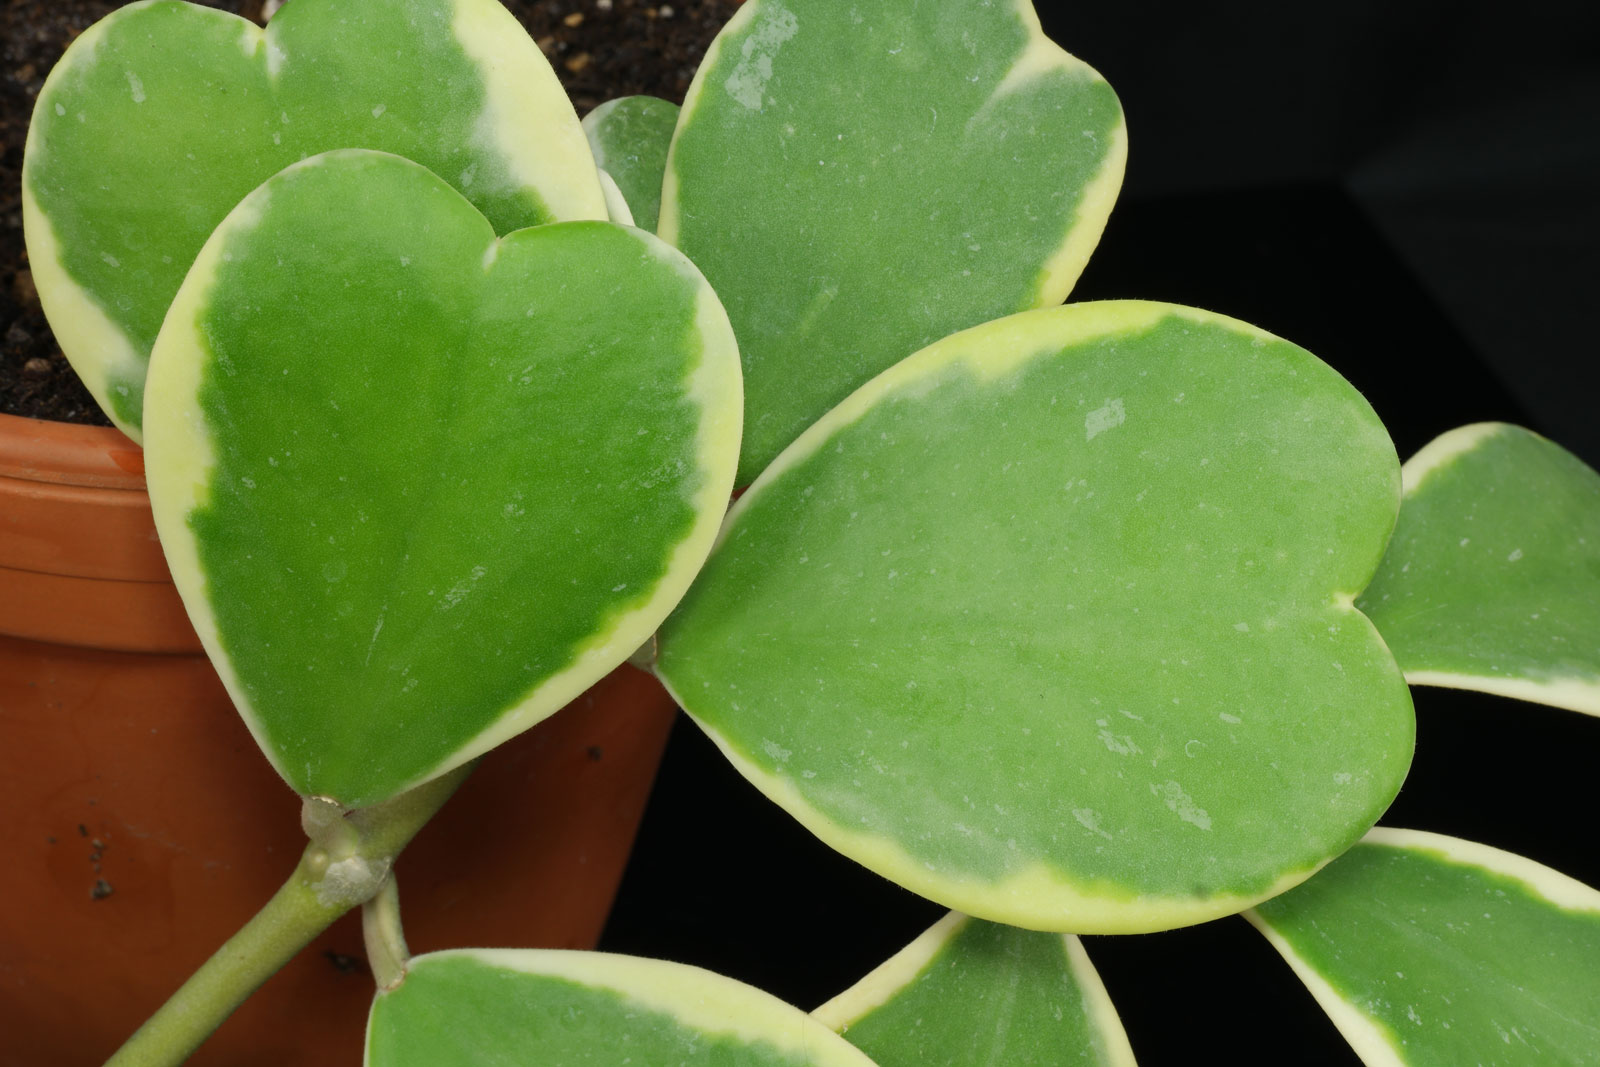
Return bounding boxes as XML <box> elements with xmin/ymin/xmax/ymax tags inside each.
<box><xmin>365</xmin><ymin>949</ymin><xmax>876</xmax><ymax>1067</ymax></box>
<box><xmin>1245</xmin><ymin>827</ymin><xmax>1600</xmax><ymax>1067</ymax></box>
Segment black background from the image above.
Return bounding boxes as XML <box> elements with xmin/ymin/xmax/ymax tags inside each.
<box><xmin>600</xmin><ymin>2</ymin><xmax>1600</xmax><ymax>1063</ymax></box>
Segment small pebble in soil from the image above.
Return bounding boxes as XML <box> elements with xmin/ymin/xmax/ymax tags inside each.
<box><xmin>91</xmin><ymin>879</ymin><xmax>114</xmax><ymax>900</ymax></box>
<box><xmin>12</xmin><ymin>269</ymin><xmax>36</xmax><ymax>308</ymax></box>
<box><xmin>22</xmin><ymin>357</ymin><xmax>50</xmax><ymax>379</ymax></box>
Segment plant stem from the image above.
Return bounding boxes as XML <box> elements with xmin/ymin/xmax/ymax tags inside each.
<box><xmin>103</xmin><ymin>762</ymin><xmax>475</xmax><ymax>1067</ymax></box>
<box><xmin>101</xmin><ymin>845</ymin><xmax>349</xmax><ymax>1067</ymax></box>
<box><xmin>362</xmin><ymin>875</ymin><xmax>410</xmax><ymax>992</ymax></box>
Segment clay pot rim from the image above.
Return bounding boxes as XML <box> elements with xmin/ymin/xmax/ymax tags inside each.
<box><xmin>0</xmin><ymin>410</ymin><xmax>146</xmax><ymax>489</ymax></box>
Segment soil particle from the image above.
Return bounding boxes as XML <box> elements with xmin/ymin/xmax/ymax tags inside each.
<box><xmin>1</xmin><ymin>0</ymin><xmax>740</xmax><ymax>424</ymax></box>
<box><xmin>90</xmin><ymin>878</ymin><xmax>113</xmax><ymax>900</ymax></box>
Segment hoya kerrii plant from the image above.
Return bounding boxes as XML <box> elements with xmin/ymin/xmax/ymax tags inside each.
<box><xmin>19</xmin><ymin>0</ymin><xmax>1600</xmax><ymax>1063</ymax></box>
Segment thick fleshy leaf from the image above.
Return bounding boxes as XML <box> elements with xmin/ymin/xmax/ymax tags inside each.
<box><xmin>143</xmin><ymin>150</ymin><xmax>740</xmax><ymax>808</ymax></box>
<box><xmin>23</xmin><ymin>0</ymin><xmax>605</xmax><ymax>440</ymax></box>
<box><xmin>657</xmin><ymin>300</ymin><xmax>1412</xmax><ymax>932</ymax></box>
<box><xmin>1248</xmin><ymin>828</ymin><xmax>1600</xmax><ymax>1066</ymax></box>
<box><xmin>814</xmin><ymin>913</ymin><xmax>1136</xmax><ymax>1066</ymax></box>
<box><xmin>366</xmin><ymin>950</ymin><xmax>877</xmax><ymax>1067</ymax></box>
<box><xmin>583</xmin><ymin>95</ymin><xmax>680</xmax><ymax>234</ymax></box>
<box><xmin>663</xmin><ymin>0</ymin><xmax>1126</xmax><ymax>483</ymax></box>
<box><xmin>1358</xmin><ymin>423</ymin><xmax>1600</xmax><ymax>716</ymax></box>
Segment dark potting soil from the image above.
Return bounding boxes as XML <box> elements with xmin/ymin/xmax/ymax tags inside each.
<box><xmin>0</xmin><ymin>0</ymin><xmax>739</xmax><ymax>425</ymax></box>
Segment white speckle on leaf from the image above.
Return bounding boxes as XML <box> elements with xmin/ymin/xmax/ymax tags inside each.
<box><xmin>1096</xmin><ymin>727</ymin><xmax>1141</xmax><ymax>756</ymax></box>
<box><xmin>1219</xmin><ymin>712</ymin><xmax>1242</xmax><ymax>724</ymax></box>
<box><xmin>100</xmin><ymin>252</ymin><xmax>120</xmax><ymax>268</ymax></box>
<box><xmin>762</xmin><ymin>738</ymin><xmax>792</xmax><ymax>763</ymax></box>
<box><xmin>365</xmin><ymin>612</ymin><xmax>386</xmax><ymax>664</ymax></box>
<box><xmin>322</xmin><ymin>561</ymin><xmax>347</xmax><ymax>583</ymax></box>
<box><xmin>54</xmin><ymin>102</ymin><xmax>65</xmax><ymax>116</ymax></box>
<box><xmin>371</xmin><ymin>104</ymin><xmax>386</xmax><ymax>118</ymax></box>
<box><xmin>1459</xmin><ymin>537</ymin><xmax>1470</xmax><ymax>547</ymax></box>
<box><xmin>440</xmin><ymin>565</ymin><xmax>487</xmax><ymax>609</ymax></box>
<box><xmin>1234</xmin><ymin>621</ymin><xmax>1250</xmax><ymax>632</ymax></box>
<box><xmin>1151</xmin><ymin>780</ymin><xmax>1211</xmax><ymax>830</ymax></box>
<box><xmin>1085</xmin><ymin>398</ymin><xmax>1126</xmax><ymax>440</ymax></box>
<box><xmin>724</xmin><ymin>7</ymin><xmax>799</xmax><ymax>109</ymax></box>
<box><xmin>125</xmin><ymin>71</ymin><xmax>145</xmax><ymax>103</ymax></box>
<box><xmin>1507</xmin><ymin>548</ymin><xmax>1523</xmax><ymax>562</ymax></box>
<box><xmin>1333</xmin><ymin>772</ymin><xmax>1352</xmax><ymax>785</ymax></box>
<box><xmin>1072</xmin><ymin>808</ymin><xmax>1113</xmax><ymax>840</ymax></box>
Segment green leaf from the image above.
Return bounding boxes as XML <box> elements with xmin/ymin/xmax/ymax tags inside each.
<box><xmin>583</xmin><ymin>95</ymin><xmax>680</xmax><ymax>234</ymax></box>
<box><xmin>366</xmin><ymin>950</ymin><xmax>877</xmax><ymax>1067</ymax></box>
<box><xmin>663</xmin><ymin>0</ymin><xmax>1126</xmax><ymax>484</ymax></box>
<box><xmin>143</xmin><ymin>150</ymin><xmax>740</xmax><ymax>808</ymax></box>
<box><xmin>815</xmin><ymin>913</ymin><xmax>1136</xmax><ymax>1066</ymax></box>
<box><xmin>1249</xmin><ymin>829</ymin><xmax>1600</xmax><ymax>1066</ymax></box>
<box><xmin>1358</xmin><ymin>423</ymin><xmax>1600</xmax><ymax>716</ymax></box>
<box><xmin>656</xmin><ymin>301</ymin><xmax>1412</xmax><ymax>932</ymax></box>
<box><xmin>23</xmin><ymin>0</ymin><xmax>604</xmax><ymax>440</ymax></box>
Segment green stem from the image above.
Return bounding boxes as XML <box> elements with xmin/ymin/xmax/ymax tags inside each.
<box><xmin>362</xmin><ymin>875</ymin><xmax>411</xmax><ymax>992</ymax></box>
<box><xmin>103</xmin><ymin>762</ymin><xmax>475</xmax><ymax>1067</ymax></box>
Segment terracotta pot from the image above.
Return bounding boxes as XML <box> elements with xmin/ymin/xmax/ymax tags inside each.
<box><xmin>0</xmin><ymin>411</ymin><xmax>678</xmax><ymax>1066</ymax></box>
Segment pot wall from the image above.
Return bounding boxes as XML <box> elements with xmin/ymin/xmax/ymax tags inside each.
<box><xmin>0</xmin><ymin>413</ymin><xmax>677</xmax><ymax>1066</ymax></box>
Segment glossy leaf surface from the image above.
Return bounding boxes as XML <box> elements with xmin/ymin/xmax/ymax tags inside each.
<box><xmin>1250</xmin><ymin>829</ymin><xmax>1600</xmax><ymax>1066</ymax></box>
<box><xmin>1359</xmin><ymin>423</ymin><xmax>1600</xmax><ymax>716</ymax></box>
<box><xmin>144</xmin><ymin>151</ymin><xmax>740</xmax><ymax>807</ymax></box>
<box><xmin>366</xmin><ymin>950</ymin><xmax>876</xmax><ymax>1067</ymax></box>
<box><xmin>815</xmin><ymin>913</ymin><xmax>1136</xmax><ymax>1066</ymax></box>
<box><xmin>657</xmin><ymin>301</ymin><xmax>1412</xmax><ymax>932</ymax></box>
<box><xmin>24</xmin><ymin>0</ymin><xmax>604</xmax><ymax>439</ymax></box>
<box><xmin>664</xmin><ymin>0</ymin><xmax>1126</xmax><ymax>483</ymax></box>
<box><xmin>583</xmin><ymin>95</ymin><xmax>680</xmax><ymax>234</ymax></box>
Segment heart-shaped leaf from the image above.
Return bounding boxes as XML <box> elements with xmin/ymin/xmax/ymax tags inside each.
<box><xmin>24</xmin><ymin>0</ymin><xmax>605</xmax><ymax>440</ymax></box>
<box><xmin>656</xmin><ymin>301</ymin><xmax>1412</xmax><ymax>932</ymax></box>
<box><xmin>144</xmin><ymin>150</ymin><xmax>740</xmax><ymax>808</ymax></box>
<box><xmin>1358</xmin><ymin>423</ymin><xmax>1600</xmax><ymax>716</ymax></box>
<box><xmin>584</xmin><ymin>95</ymin><xmax>680</xmax><ymax>234</ymax></box>
<box><xmin>815</xmin><ymin>913</ymin><xmax>1136</xmax><ymax>1066</ymax></box>
<box><xmin>1249</xmin><ymin>828</ymin><xmax>1600</xmax><ymax>1065</ymax></box>
<box><xmin>663</xmin><ymin>0</ymin><xmax>1126</xmax><ymax>484</ymax></box>
<box><xmin>367</xmin><ymin>950</ymin><xmax>876</xmax><ymax>1066</ymax></box>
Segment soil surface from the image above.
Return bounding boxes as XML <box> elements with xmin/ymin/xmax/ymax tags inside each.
<box><xmin>0</xmin><ymin>0</ymin><xmax>738</xmax><ymax>425</ymax></box>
